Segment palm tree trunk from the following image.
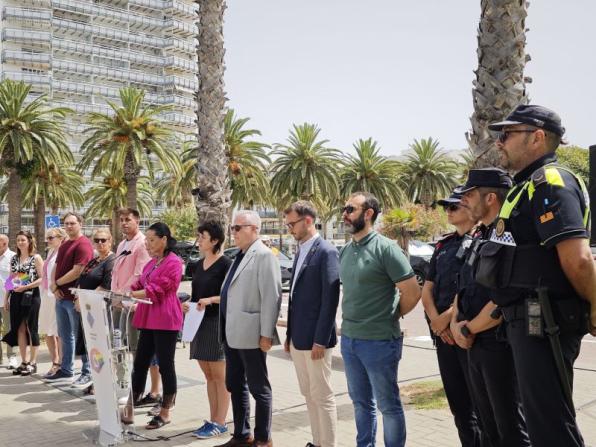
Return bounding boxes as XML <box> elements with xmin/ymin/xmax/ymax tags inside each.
<box><xmin>195</xmin><ymin>0</ymin><xmax>231</xmax><ymax>226</ymax></box>
<box><xmin>467</xmin><ymin>0</ymin><xmax>530</xmax><ymax>168</ymax></box>
<box><xmin>7</xmin><ymin>169</ymin><xmax>22</xmax><ymax>250</ymax></box>
<box><xmin>111</xmin><ymin>207</ymin><xmax>121</xmax><ymax>247</ymax></box>
<box><xmin>278</xmin><ymin>213</ymin><xmax>283</xmax><ymax>250</ymax></box>
<box><xmin>124</xmin><ymin>152</ymin><xmax>138</xmax><ymax>209</ymax></box>
<box><xmin>34</xmin><ymin>195</ymin><xmax>46</xmax><ymax>254</ymax></box>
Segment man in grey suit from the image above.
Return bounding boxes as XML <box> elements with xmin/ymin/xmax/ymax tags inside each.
<box><xmin>215</xmin><ymin>210</ymin><xmax>282</xmax><ymax>447</ymax></box>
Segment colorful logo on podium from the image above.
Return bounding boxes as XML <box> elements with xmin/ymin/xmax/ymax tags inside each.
<box><xmin>89</xmin><ymin>348</ymin><xmax>105</xmax><ymax>373</ymax></box>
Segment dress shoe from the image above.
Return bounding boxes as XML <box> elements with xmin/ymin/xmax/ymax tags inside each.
<box><xmin>305</xmin><ymin>443</ymin><xmax>317</xmax><ymax>447</ymax></box>
<box><xmin>213</xmin><ymin>436</ymin><xmax>254</xmax><ymax>447</ymax></box>
<box><xmin>253</xmin><ymin>441</ymin><xmax>273</xmax><ymax>447</ymax></box>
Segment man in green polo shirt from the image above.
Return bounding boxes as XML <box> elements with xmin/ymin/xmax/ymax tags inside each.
<box><xmin>339</xmin><ymin>192</ymin><xmax>421</xmax><ymax>447</ymax></box>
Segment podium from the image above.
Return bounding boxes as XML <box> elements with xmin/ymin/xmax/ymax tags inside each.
<box><xmin>72</xmin><ymin>288</ymin><xmax>150</xmax><ymax>446</ymax></box>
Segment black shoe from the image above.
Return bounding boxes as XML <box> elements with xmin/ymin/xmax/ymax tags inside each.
<box><xmin>12</xmin><ymin>362</ymin><xmax>27</xmax><ymax>375</ymax></box>
<box><xmin>20</xmin><ymin>363</ymin><xmax>37</xmax><ymax>376</ymax></box>
<box><xmin>135</xmin><ymin>393</ymin><xmax>162</xmax><ymax>407</ymax></box>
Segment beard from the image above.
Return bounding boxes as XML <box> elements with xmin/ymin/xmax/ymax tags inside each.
<box><xmin>345</xmin><ymin>212</ymin><xmax>366</xmax><ymax>234</ymax></box>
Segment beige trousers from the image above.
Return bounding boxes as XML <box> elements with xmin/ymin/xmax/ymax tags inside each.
<box><xmin>290</xmin><ymin>343</ymin><xmax>337</xmax><ymax>447</ymax></box>
<box><xmin>0</xmin><ymin>306</ymin><xmax>14</xmax><ymax>360</ymax></box>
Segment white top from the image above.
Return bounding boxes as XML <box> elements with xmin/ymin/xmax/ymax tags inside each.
<box><xmin>0</xmin><ymin>248</ymin><xmax>16</xmax><ymax>307</ymax></box>
<box><xmin>291</xmin><ymin>233</ymin><xmax>320</xmax><ymax>292</ymax></box>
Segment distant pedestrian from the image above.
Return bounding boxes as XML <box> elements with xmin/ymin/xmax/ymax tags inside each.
<box><xmin>339</xmin><ymin>192</ymin><xmax>421</xmax><ymax>447</ymax></box>
<box><xmin>284</xmin><ymin>201</ymin><xmax>340</xmax><ymax>447</ymax></box>
<box><xmin>0</xmin><ymin>234</ymin><xmax>16</xmax><ymax>368</ymax></box>
<box><xmin>2</xmin><ymin>231</ymin><xmax>44</xmax><ymax>376</ymax></box>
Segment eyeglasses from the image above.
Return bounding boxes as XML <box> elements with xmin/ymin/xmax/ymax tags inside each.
<box><xmin>443</xmin><ymin>204</ymin><xmax>460</xmax><ymax>212</ymax></box>
<box><xmin>94</xmin><ymin>238</ymin><xmax>109</xmax><ymax>243</ymax></box>
<box><xmin>230</xmin><ymin>224</ymin><xmax>254</xmax><ymax>232</ymax></box>
<box><xmin>285</xmin><ymin>217</ymin><xmax>305</xmax><ymax>229</ymax></box>
<box><xmin>497</xmin><ymin>129</ymin><xmax>536</xmax><ymax>143</ymax></box>
<box><xmin>342</xmin><ymin>205</ymin><xmax>364</xmax><ymax>215</ymax></box>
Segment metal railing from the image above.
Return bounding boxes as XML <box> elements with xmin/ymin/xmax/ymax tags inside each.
<box><xmin>2</xmin><ymin>7</ymin><xmax>52</xmax><ymax>22</ymax></box>
<box><xmin>2</xmin><ymin>50</ymin><xmax>51</xmax><ymax>65</ymax></box>
<box><xmin>2</xmin><ymin>28</ymin><xmax>51</xmax><ymax>44</ymax></box>
<box><xmin>1</xmin><ymin>71</ymin><xmax>51</xmax><ymax>85</ymax></box>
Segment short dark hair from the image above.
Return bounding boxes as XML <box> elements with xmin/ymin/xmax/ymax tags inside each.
<box><xmin>283</xmin><ymin>200</ymin><xmax>317</xmax><ymax>220</ymax></box>
<box><xmin>147</xmin><ymin>222</ymin><xmax>177</xmax><ymax>254</ymax></box>
<box><xmin>16</xmin><ymin>230</ymin><xmax>36</xmax><ymax>257</ymax></box>
<box><xmin>477</xmin><ymin>187</ymin><xmax>508</xmax><ymax>205</ymax></box>
<box><xmin>118</xmin><ymin>207</ymin><xmax>140</xmax><ymax>220</ymax></box>
<box><xmin>350</xmin><ymin>191</ymin><xmax>381</xmax><ymax>223</ymax></box>
<box><xmin>544</xmin><ymin>130</ymin><xmax>561</xmax><ymax>153</ymax></box>
<box><xmin>63</xmin><ymin>211</ymin><xmax>84</xmax><ymax>224</ymax></box>
<box><xmin>197</xmin><ymin>220</ymin><xmax>225</xmax><ymax>254</ymax></box>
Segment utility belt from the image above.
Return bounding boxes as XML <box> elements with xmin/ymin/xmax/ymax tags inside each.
<box><xmin>475</xmin><ymin>242</ymin><xmax>574</xmax><ymax>295</ymax></box>
<box><xmin>499</xmin><ymin>296</ymin><xmax>590</xmax><ymax>336</ymax></box>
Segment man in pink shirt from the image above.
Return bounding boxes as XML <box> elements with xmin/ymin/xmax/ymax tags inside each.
<box><xmin>111</xmin><ymin>208</ymin><xmax>160</xmax><ymax>406</ymax></box>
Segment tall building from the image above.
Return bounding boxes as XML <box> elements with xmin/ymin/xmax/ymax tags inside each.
<box><xmin>0</xmin><ymin>0</ymin><xmax>198</xmax><ymax>230</ymax></box>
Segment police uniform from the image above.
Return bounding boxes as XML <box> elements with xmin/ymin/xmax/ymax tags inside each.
<box><xmin>458</xmin><ymin>223</ymin><xmax>530</xmax><ymax>447</ymax></box>
<box><xmin>426</xmin><ymin>191</ymin><xmax>481</xmax><ymax>447</ymax></box>
<box><xmin>477</xmin><ymin>106</ymin><xmax>590</xmax><ymax>447</ymax></box>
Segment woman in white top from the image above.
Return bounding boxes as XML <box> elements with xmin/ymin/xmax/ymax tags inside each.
<box><xmin>39</xmin><ymin>227</ymin><xmax>66</xmax><ymax>378</ymax></box>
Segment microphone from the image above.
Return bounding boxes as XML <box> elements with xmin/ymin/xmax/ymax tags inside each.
<box><xmin>114</xmin><ymin>250</ymin><xmax>132</xmax><ymax>260</ymax></box>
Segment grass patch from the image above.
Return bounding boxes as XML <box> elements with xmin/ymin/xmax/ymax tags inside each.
<box><xmin>401</xmin><ymin>380</ymin><xmax>448</xmax><ymax>410</ymax></box>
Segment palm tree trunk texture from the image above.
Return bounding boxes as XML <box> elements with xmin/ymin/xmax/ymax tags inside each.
<box><xmin>467</xmin><ymin>0</ymin><xmax>530</xmax><ymax>168</ymax></box>
<box><xmin>7</xmin><ymin>169</ymin><xmax>22</xmax><ymax>250</ymax></box>
<box><xmin>195</xmin><ymin>0</ymin><xmax>231</xmax><ymax>226</ymax></box>
<box><xmin>112</xmin><ymin>208</ymin><xmax>122</xmax><ymax>247</ymax></box>
<box><xmin>34</xmin><ymin>195</ymin><xmax>46</xmax><ymax>254</ymax></box>
<box><xmin>124</xmin><ymin>152</ymin><xmax>138</xmax><ymax>210</ymax></box>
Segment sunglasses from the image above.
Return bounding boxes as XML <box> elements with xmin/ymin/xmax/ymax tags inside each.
<box><xmin>342</xmin><ymin>205</ymin><xmax>364</xmax><ymax>214</ymax></box>
<box><xmin>285</xmin><ymin>217</ymin><xmax>305</xmax><ymax>229</ymax></box>
<box><xmin>94</xmin><ymin>238</ymin><xmax>109</xmax><ymax>243</ymax></box>
<box><xmin>230</xmin><ymin>224</ymin><xmax>254</xmax><ymax>232</ymax></box>
<box><xmin>443</xmin><ymin>204</ymin><xmax>460</xmax><ymax>212</ymax></box>
<box><xmin>497</xmin><ymin>129</ymin><xmax>536</xmax><ymax>143</ymax></box>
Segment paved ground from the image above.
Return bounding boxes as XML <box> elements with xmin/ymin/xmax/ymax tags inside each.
<box><xmin>1</xmin><ymin>288</ymin><xmax>595</xmax><ymax>446</ymax></box>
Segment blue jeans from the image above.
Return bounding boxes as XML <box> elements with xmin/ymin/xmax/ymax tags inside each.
<box><xmin>56</xmin><ymin>299</ymin><xmax>90</xmax><ymax>376</ymax></box>
<box><xmin>341</xmin><ymin>335</ymin><xmax>405</xmax><ymax>447</ymax></box>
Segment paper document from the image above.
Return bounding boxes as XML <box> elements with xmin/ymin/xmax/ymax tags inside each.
<box><xmin>182</xmin><ymin>306</ymin><xmax>205</xmax><ymax>342</ymax></box>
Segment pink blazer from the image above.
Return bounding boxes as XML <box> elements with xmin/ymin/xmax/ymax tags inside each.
<box><xmin>131</xmin><ymin>252</ymin><xmax>183</xmax><ymax>331</ymax></box>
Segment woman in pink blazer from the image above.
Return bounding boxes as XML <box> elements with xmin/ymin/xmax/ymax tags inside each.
<box><xmin>121</xmin><ymin>222</ymin><xmax>182</xmax><ymax>429</ymax></box>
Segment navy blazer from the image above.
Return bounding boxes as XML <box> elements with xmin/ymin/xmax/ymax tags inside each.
<box><xmin>286</xmin><ymin>237</ymin><xmax>340</xmax><ymax>350</ymax></box>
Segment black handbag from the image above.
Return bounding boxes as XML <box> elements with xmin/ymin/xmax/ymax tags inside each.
<box><xmin>20</xmin><ymin>290</ymin><xmax>34</xmax><ymax>307</ymax></box>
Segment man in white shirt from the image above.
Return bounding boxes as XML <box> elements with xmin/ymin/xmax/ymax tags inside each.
<box><xmin>0</xmin><ymin>234</ymin><xmax>17</xmax><ymax>367</ymax></box>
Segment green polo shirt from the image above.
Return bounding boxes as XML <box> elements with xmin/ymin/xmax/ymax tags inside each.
<box><xmin>340</xmin><ymin>231</ymin><xmax>414</xmax><ymax>340</ymax></box>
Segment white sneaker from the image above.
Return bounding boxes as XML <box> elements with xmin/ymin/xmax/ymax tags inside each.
<box><xmin>7</xmin><ymin>356</ymin><xmax>18</xmax><ymax>369</ymax></box>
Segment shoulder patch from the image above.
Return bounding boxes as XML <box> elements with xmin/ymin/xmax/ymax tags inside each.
<box><xmin>531</xmin><ymin>167</ymin><xmax>547</xmax><ymax>187</ymax></box>
<box><xmin>544</xmin><ymin>167</ymin><xmax>565</xmax><ymax>187</ymax></box>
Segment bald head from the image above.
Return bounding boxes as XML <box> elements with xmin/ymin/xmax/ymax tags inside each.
<box><xmin>0</xmin><ymin>234</ymin><xmax>8</xmax><ymax>255</ymax></box>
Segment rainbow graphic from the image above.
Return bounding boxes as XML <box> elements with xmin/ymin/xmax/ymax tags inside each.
<box><xmin>4</xmin><ymin>272</ymin><xmax>31</xmax><ymax>291</ymax></box>
<box><xmin>89</xmin><ymin>348</ymin><xmax>105</xmax><ymax>373</ymax></box>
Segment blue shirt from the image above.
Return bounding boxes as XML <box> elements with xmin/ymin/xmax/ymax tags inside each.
<box><xmin>291</xmin><ymin>233</ymin><xmax>320</xmax><ymax>291</ymax></box>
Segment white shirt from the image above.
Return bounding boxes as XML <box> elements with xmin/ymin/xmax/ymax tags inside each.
<box><xmin>0</xmin><ymin>248</ymin><xmax>16</xmax><ymax>307</ymax></box>
<box><xmin>291</xmin><ymin>233</ymin><xmax>320</xmax><ymax>292</ymax></box>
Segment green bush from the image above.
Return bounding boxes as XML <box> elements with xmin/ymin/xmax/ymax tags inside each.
<box><xmin>159</xmin><ymin>206</ymin><xmax>198</xmax><ymax>242</ymax></box>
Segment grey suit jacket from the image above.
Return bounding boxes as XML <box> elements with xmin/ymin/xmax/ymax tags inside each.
<box><xmin>220</xmin><ymin>239</ymin><xmax>282</xmax><ymax>349</ymax></box>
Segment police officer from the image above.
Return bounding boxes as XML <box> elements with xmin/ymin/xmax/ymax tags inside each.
<box><xmin>450</xmin><ymin>168</ymin><xmax>530</xmax><ymax>447</ymax></box>
<box><xmin>475</xmin><ymin>105</ymin><xmax>596</xmax><ymax>447</ymax></box>
<box><xmin>421</xmin><ymin>188</ymin><xmax>482</xmax><ymax>447</ymax></box>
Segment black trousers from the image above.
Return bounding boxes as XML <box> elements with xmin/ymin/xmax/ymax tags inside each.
<box><xmin>225</xmin><ymin>344</ymin><xmax>272</xmax><ymax>443</ymax></box>
<box><xmin>506</xmin><ymin>319</ymin><xmax>585</xmax><ymax>447</ymax></box>
<box><xmin>132</xmin><ymin>329</ymin><xmax>178</xmax><ymax>407</ymax></box>
<box><xmin>435</xmin><ymin>338</ymin><xmax>482</xmax><ymax>447</ymax></box>
<box><xmin>467</xmin><ymin>336</ymin><xmax>530</xmax><ymax>447</ymax></box>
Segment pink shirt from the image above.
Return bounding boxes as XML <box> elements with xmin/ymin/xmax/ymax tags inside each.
<box><xmin>131</xmin><ymin>252</ymin><xmax>183</xmax><ymax>331</ymax></box>
<box><xmin>111</xmin><ymin>231</ymin><xmax>151</xmax><ymax>293</ymax></box>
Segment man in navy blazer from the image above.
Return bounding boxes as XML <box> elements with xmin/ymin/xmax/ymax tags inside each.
<box><xmin>284</xmin><ymin>201</ymin><xmax>340</xmax><ymax>447</ymax></box>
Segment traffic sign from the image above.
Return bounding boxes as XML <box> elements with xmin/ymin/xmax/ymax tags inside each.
<box><xmin>45</xmin><ymin>215</ymin><xmax>61</xmax><ymax>229</ymax></box>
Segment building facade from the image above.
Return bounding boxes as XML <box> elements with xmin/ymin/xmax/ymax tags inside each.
<box><xmin>0</xmin><ymin>0</ymin><xmax>198</xmax><ymax>231</ymax></box>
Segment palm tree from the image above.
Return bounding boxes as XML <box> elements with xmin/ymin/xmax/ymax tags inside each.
<box><xmin>225</xmin><ymin>109</ymin><xmax>271</xmax><ymax>209</ymax></box>
<box><xmin>22</xmin><ymin>163</ymin><xmax>84</xmax><ymax>252</ymax></box>
<box><xmin>0</xmin><ymin>79</ymin><xmax>72</xmax><ymax>245</ymax></box>
<box><xmin>78</xmin><ymin>87</ymin><xmax>179</xmax><ymax>209</ymax></box>
<box><xmin>156</xmin><ymin>141</ymin><xmax>197</xmax><ymax>207</ymax></box>
<box><xmin>340</xmin><ymin>138</ymin><xmax>404</xmax><ymax>209</ymax></box>
<box><xmin>399</xmin><ymin>138</ymin><xmax>460</xmax><ymax>207</ymax></box>
<box><xmin>85</xmin><ymin>175</ymin><xmax>154</xmax><ymax>241</ymax></box>
<box><xmin>195</xmin><ymin>0</ymin><xmax>231</xmax><ymax>225</ymax></box>
<box><xmin>270</xmin><ymin>123</ymin><xmax>343</xmax><ymax>208</ymax></box>
<box><xmin>466</xmin><ymin>0</ymin><xmax>530</xmax><ymax>167</ymax></box>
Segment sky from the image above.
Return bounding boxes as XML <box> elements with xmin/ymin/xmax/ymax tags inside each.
<box><xmin>223</xmin><ymin>0</ymin><xmax>596</xmax><ymax>157</ymax></box>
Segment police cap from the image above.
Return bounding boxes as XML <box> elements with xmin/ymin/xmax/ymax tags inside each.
<box><xmin>488</xmin><ymin>104</ymin><xmax>566</xmax><ymax>138</ymax></box>
<box><xmin>437</xmin><ymin>188</ymin><xmax>463</xmax><ymax>206</ymax></box>
<box><xmin>455</xmin><ymin>168</ymin><xmax>513</xmax><ymax>194</ymax></box>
